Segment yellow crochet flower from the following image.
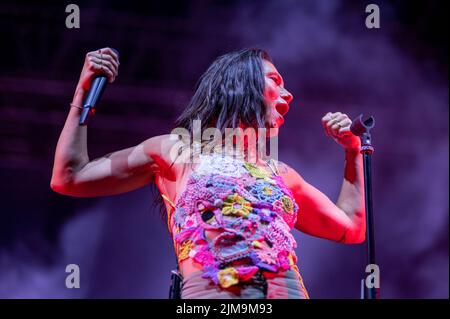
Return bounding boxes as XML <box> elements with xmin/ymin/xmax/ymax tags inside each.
<box><xmin>222</xmin><ymin>194</ymin><xmax>252</xmax><ymax>217</ymax></box>
<box><xmin>281</xmin><ymin>195</ymin><xmax>294</xmax><ymax>213</ymax></box>
<box><xmin>178</xmin><ymin>240</ymin><xmax>194</xmax><ymax>261</ymax></box>
<box><xmin>262</xmin><ymin>186</ymin><xmax>274</xmax><ymax>196</ymax></box>
<box><xmin>217</xmin><ymin>267</ymin><xmax>239</xmax><ymax>288</ymax></box>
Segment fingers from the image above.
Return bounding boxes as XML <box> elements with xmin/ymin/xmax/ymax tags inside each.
<box><xmin>321</xmin><ymin>112</ymin><xmax>341</xmax><ymax>137</ymax></box>
<box><xmin>321</xmin><ymin>112</ymin><xmax>332</xmax><ymax>137</ymax></box>
<box><xmin>91</xmin><ymin>56</ymin><xmax>116</xmax><ymax>82</ymax></box>
<box><xmin>91</xmin><ymin>52</ymin><xmax>119</xmax><ymax>71</ymax></box>
<box><xmin>100</xmin><ymin>47</ymin><xmax>119</xmax><ymax>62</ymax></box>
<box><xmin>86</xmin><ymin>47</ymin><xmax>120</xmax><ymax>83</ymax></box>
<box><xmin>330</xmin><ymin>116</ymin><xmax>349</xmax><ymax>131</ymax></box>
<box><xmin>93</xmin><ymin>47</ymin><xmax>120</xmax><ymax>66</ymax></box>
<box><xmin>327</xmin><ymin>113</ymin><xmax>345</xmax><ymax>137</ymax></box>
<box><xmin>94</xmin><ymin>49</ymin><xmax>119</xmax><ymax>71</ymax></box>
<box><xmin>337</xmin><ymin>119</ymin><xmax>352</xmax><ymax>135</ymax></box>
<box><xmin>321</xmin><ymin>112</ymin><xmax>353</xmax><ymax>138</ymax></box>
<box><xmin>86</xmin><ymin>54</ymin><xmax>115</xmax><ymax>83</ymax></box>
<box><xmin>321</xmin><ymin>112</ymin><xmax>361</xmax><ymax>149</ymax></box>
<box><xmin>91</xmin><ymin>56</ymin><xmax>117</xmax><ymax>80</ymax></box>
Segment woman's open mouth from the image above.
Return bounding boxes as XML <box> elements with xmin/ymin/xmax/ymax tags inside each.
<box><xmin>275</xmin><ymin>102</ymin><xmax>290</xmax><ymax>117</ymax></box>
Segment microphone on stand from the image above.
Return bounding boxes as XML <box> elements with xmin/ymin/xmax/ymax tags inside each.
<box><xmin>79</xmin><ymin>48</ymin><xmax>119</xmax><ymax>126</ymax></box>
<box><xmin>351</xmin><ymin>113</ymin><xmax>379</xmax><ymax>299</ymax></box>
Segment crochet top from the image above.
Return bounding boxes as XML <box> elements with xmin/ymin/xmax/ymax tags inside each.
<box><xmin>168</xmin><ymin>152</ymin><xmax>300</xmax><ymax>288</ymax></box>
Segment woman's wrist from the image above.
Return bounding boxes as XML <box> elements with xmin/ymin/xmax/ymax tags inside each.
<box><xmin>344</xmin><ymin>144</ymin><xmax>361</xmax><ymax>156</ymax></box>
<box><xmin>70</xmin><ymin>86</ymin><xmax>86</xmax><ymax>108</ymax></box>
<box><xmin>72</xmin><ymin>85</ymin><xmax>86</xmax><ymax>101</ymax></box>
<box><xmin>70</xmin><ymin>103</ymin><xmax>83</xmax><ymax>110</ymax></box>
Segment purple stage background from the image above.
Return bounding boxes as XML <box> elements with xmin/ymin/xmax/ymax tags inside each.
<box><xmin>0</xmin><ymin>0</ymin><xmax>448</xmax><ymax>298</ymax></box>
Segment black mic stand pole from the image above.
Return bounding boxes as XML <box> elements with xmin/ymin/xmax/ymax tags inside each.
<box><xmin>350</xmin><ymin>114</ymin><xmax>378</xmax><ymax>299</ymax></box>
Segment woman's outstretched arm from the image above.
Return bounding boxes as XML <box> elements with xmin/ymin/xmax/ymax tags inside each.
<box><xmin>50</xmin><ymin>47</ymin><xmax>174</xmax><ymax>197</ymax></box>
<box><xmin>281</xmin><ymin>111</ymin><xmax>366</xmax><ymax>244</ymax></box>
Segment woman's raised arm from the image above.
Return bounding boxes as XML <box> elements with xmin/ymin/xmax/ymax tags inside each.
<box><xmin>50</xmin><ymin>47</ymin><xmax>176</xmax><ymax>197</ymax></box>
<box><xmin>279</xmin><ymin>111</ymin><xmax>366</xmax><ymax>244</ymax></box>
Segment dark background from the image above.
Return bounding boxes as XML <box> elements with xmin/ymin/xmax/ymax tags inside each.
<box><xmin>0</xmin><ymin>0</ymin><xmax>448</xmax><ymax>298</ymax></box>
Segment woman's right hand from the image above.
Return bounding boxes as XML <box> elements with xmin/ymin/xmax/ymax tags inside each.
<box><xmin>76</xmin><ymin>47</ymin><xmax>120</xmax><ymax>92</ymax></box>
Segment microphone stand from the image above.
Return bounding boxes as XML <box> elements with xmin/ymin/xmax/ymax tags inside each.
<box><xmin>169</xmin><ymin>264</ymin><xmax>182</xmax><ymax>299</ymax></box>
<box><xmin>350</xmin><ymin>114</ymin><xmax>378</xmax><ymax>299</ymax></box>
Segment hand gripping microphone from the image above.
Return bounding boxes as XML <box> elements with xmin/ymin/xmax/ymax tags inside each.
<box><xmin>79</xmin><ymin>48</ymin><xmax>119</xmax><ymax>126</ymax></box>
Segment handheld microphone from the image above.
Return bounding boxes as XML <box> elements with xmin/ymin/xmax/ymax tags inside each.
<box><xmin>79</xmin><ymin>48</ymin><xmax>119</xmax><ymax>126</ymax></box>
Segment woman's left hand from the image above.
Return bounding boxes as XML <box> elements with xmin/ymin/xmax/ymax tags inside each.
<box><xmin>321</xmin><ymin>112</ymin><xmax>361</xmax><ymax>150</ymax></box>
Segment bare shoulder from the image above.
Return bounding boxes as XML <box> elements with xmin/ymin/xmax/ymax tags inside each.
<box><xmin>142</xmin><ymin>133</ymin><xmax>189</xmax><ymax>178</ymax></box>
<box><xmin>270</xmin><ymin>159</ymin><xmax>307</xmax><ymax>191</ymax></box>
<box><xmin>143</xmin><ymin>134</ymin><xmax>188</xmax><ymax>162</ymax></box>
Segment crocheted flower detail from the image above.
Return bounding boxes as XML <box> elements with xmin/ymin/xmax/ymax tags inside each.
<box><xmin>263</xmin><ymin>186</ymin><xmax>273</xmax><ymax>196</ymax></box>
<box><xmin>178</xmin><ymin>240</ymin><xmax>194</xmax><ymax>261</ymax></box>
<box><xmin>222</xmin><ymin>194</ymin><xmax>252</xmax><ymax>218</ymax></box>
<box><xmin>243</xmin><ymin>162</ymin><xmax>270</xmax><ymax>179</ymax></box>
<box><xmin>281</xmin><ymin>195</ymin><xmax>295</xmax><ymax>213</ymax></box>
<box><xmin>248</xmin><ymin>181</ymin><xmax>284</xmax><ymax>203</ymax></box>
<box><xmin>173</xmin><ymin>207</ymin><xmax>187</xmax><ymax>227</ymax></box>
<box><xmin>273</xmin><ymin>197</ymin><xmax>298</xmax><ymax>228</ymax></box>
<box><xmin>217</xmin><ymin>267</ymin><xmax>239</xmax><ymax>288</ymax></box>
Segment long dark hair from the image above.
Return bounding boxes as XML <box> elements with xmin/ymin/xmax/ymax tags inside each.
<box><xmin>154</xmin><ymin>48</ymin><xmax>272</xmax><ymax>224</ymax></box>
<box><xmin>175</xmin><ymin>48</ymin><xmax>272</xmax><ymax>134</ymax></box>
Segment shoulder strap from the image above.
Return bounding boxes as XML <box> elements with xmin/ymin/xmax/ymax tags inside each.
<box><xmin>161</xmin><ymin>193</ymin><xmax>176</xmax><ymax>209</ymax></box>
<box><xmin>265</xmin><ymin>158</ymin><xmax>279</xmax><ymax>176</ymax></box>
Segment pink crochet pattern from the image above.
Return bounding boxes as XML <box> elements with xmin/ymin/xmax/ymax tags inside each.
<box><xmin>171</xmin><ymin>152</ymin><xmax>299</xmax><ymax>288</ymax></box>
